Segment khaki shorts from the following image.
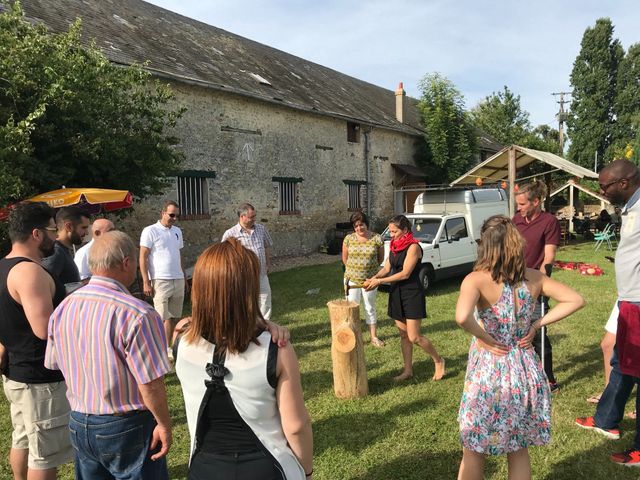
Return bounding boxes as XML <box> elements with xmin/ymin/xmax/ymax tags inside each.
<box><xmin>152</xmin><ymin>278</ymin><xmax>185</xmax><ymax>321</ymax></box>
<box><xmin>2</xmin><ymin>377</ymin><xmax>73</xmax><ymax>470</ymax></box>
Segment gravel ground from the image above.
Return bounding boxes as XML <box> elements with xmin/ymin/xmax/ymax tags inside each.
<box><xmin>270</xmin><ymin>252</ymin><xmax>340</xmax><ymax>272</ymax></box>
<box><xmin>185</xmin><ymin>252</ymin><xmax>341</xmax><ymax>279</ymax></box>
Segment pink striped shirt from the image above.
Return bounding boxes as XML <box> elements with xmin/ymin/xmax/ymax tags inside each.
<box><xmin>44</xmin><ymin>276</ymin><xmax>170</xmax><ymax>414</ymax></box>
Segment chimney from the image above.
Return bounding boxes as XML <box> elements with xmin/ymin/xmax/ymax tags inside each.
<box><xmin>395</xmin><ymin>82</ymin><xmax>406</xmax><ymax>124</ymax></box>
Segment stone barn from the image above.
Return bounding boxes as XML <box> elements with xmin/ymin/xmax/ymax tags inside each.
<box><xmin>23</xmin><ymin>0</ymin><xmax>431</xmax><ymax>263</ymax></box>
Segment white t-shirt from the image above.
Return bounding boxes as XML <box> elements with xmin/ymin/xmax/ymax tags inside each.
<box><xmin>74</xmin><ymin>239</ymin><xmax>93</xmax><ymax>280</ymax></box>
<box><xmin>140</xmin><ymin>221</ymin><xmax>184</xmax><ymax>280</ymax></box>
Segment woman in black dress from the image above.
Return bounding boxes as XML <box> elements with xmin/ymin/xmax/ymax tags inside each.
<box><xmin>364</xmin><ymin>215</ymin><xmax>445</xmax><ymax>381</ymax></box>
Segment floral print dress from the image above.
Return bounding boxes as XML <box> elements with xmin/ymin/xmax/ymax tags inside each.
<box><xmin>458</xmin><ymin>282</ymin><xmax>551</xmax><ymax>455</ymax></box>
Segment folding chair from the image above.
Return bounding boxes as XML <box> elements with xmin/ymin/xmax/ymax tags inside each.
<box><xmin>593</xmin><ymin>223</ymin><xmax>617</xmax><ymax>251</ymax></box>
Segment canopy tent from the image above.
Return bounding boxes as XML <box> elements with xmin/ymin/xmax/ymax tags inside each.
<box><xmin>550</xmin><ymin>179</ymin><xmax>610</xmax><ymax>232</ymax></box>
<box><xmin>450</xmin><ymin>145</ymin><xmax>599</xmax><ymax>216</ymax></box>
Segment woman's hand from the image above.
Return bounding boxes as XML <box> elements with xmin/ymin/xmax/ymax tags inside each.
<box><xmin>518</xmin><ymin>325</ymin><xmax>537</xmax><ymax>349</ymax></box>
<box><xmin>265</xmin><ymin>320</ymin><xmax>290</xmax><ymax>347</ymax></box>
<box><xmin>475</xmin><ymin>337</ymin><xmax>509</xmax><ymax>356</ymax></box>
<box><xmin>363</xmin><ymin>277</ymin><xmax>380</xmax><ymax>291</ymax></box>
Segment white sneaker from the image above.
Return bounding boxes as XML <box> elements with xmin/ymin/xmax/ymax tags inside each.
<box><xmin>167</xmin><ymin>347</ymin><xmax>174</xmax><ymax>361</ymax></box>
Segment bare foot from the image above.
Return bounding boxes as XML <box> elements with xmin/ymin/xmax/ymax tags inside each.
<box><xmin>393</xmin><ymin>371</ymin><xmax>413</xmax><ymax>382</ymax></box>
<box><xmin>432</xmin><ymin>359</ymin><xmax>445</xmax><ymax>381</ymax></box>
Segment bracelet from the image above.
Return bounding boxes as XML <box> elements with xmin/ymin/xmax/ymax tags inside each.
<box><xmin>305</xmin><ymin>469</ymin><xmax>313</xmax><ymax>477</ymax></box>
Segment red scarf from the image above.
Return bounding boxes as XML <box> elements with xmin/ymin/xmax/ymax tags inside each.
<box><xmin>390</xmin><ymin>232</ymin><xmax>419</xmax><ymax>254</ymax></box>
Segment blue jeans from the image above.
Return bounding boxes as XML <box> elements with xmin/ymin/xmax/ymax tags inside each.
<box><xmin>594</xmin><ymin>348</ymin><xmax>640</xmax><ymax>449</ymax></box>
<box><xmin>69</xmin><ymin>410</ymin><xmax>168</xmax><ymax>480</ymax></box>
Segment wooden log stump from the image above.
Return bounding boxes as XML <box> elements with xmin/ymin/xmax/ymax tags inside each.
<box><xmin>327</xmin><ymin>299</ymin><xmax>368</xmax><ymax>398</ymax></box>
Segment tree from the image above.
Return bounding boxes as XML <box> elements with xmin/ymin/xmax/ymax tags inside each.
<box><xmin>0</xmin><ymin>1</ymin><xmax>185</xmax><ymax>210</ymax></box>
<box><xmin>469</xmin><ymin>86</ymin><xmax>531</xmax><ymax>146</ymax></box>
<box><xmin>610</xmin><ymin>43</ymin><xmax>640</xmax><ymax>158</ymax></box>
<box><xmin>567</xmin><ymin>18</ymin><xmax>624</xmax><ymax>168</ymax></box>
<box><xmin>417</xmin><ymin>73</ymin><xmax>476</xmax><ymax>183</ymax></box>
<box><xmin>523</xmin><ymin>125</ymin><xmax>562</xmax><ymax>156</ymax></box>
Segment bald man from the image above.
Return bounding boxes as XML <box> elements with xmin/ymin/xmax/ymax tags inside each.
<box><xmin>576</xmin><ymin>159</ymin><xmax>640</xmax><ymax>466</ymax></box>
<box><xmin>74</xmin><ymin>219</ymin><xmax>115</xmax><ymax>280</ymax></box>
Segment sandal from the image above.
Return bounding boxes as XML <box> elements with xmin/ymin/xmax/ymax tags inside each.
<box><xmin>371</xmin><ymin>337</ymin><xmax>385</xmax><ymax>347</ymax></box>
<box><xmin>587</xmin><ymin>394</ymin><xmax>601</xmax><ymax>404</ymax></box>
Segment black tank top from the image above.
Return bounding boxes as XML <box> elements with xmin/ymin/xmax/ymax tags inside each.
<box><xmin>195</xmin><ymin>339</ymin><xmax>279</xmax><ymax>455</ymax></box>
<box><xmin>389</xmin><ymin>246</ymin><xmax>423</xmax><ymax>290</ymax></box>
<box><xmin>0</xmin><ymin>257</ymin><xmax>66</xmax><ymax>383</ymax></box>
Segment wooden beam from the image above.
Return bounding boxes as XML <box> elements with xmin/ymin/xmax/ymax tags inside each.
<box><xmin>508</xmin><ymin>146</ymin><xmax>516</xmax><ymax>217</ymax></box>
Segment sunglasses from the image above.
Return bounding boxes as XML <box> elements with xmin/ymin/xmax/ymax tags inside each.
<box><xmin>166</xmin><ymin>213</ymin><xmax>179</xmax><ymax>218</ymax></box>
<box><xmin>41</xmin><ymin>226</ymin><xmax>57</xmax><ymax>232</ymax></box>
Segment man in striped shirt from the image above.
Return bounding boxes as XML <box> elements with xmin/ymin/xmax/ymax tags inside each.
<box><xmin>222</xmin><ymin>203</ymin><xmax>274</xmax><ymax>319</ymax></box>
<box><xmin>45</xmin><ymin>231</ymin><xmax>172</xmax><ymax>479</ymax></box>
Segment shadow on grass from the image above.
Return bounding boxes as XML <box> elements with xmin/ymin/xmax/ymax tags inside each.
<box><xmin>544</xmin><ymin>440</ymin><xmax>638</xmax><ymax>479</ymax></box>
<box><xmin>352</xmin><ymin>450</ymin><xmax>461</xmax><ymax>480</ymax></box>
<box><xmin>555</xmin><ymin>341</ymin><xmax>603</xmax><ymax>388</ymax></box>
<box><xmin>313</xmin><ymin>399</ymin><xmax>431</xmax><ymax>457</ymax></box>
<box><xmin>301</xmin><ymin>368</ymin><xmax>334</xmax><ymax>399</ymax></box>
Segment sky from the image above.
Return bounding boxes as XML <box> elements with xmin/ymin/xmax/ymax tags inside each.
<box><xmin>145</xmin><ymin>0</ymin><xmax>638</xmax><ymax>128</ymax></box>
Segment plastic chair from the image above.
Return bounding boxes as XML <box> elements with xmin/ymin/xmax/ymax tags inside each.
<box><xmin>593</xmin><ymin>223</ymin><xmax>617</xmax><ymax>251</ymax></box>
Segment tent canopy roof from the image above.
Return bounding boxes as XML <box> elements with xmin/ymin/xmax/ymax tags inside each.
<box><xmin>450</xmin><ymin>145</ymin><xmax>599</xmax><ymax>186</ymax></box>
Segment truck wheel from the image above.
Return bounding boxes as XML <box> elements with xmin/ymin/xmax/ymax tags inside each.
<box><xmin>418</xmin><ymin>266</ymin><xmax>433</xmax><ymax>292</ymax></box>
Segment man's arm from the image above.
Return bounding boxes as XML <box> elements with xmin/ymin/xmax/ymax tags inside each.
<box><xmin>541</xmin><ymin>244</ymin><xmax>558</xmax><ymax>274</ymax></box>
<box><xmin>180</xmin><ymin>251</ymin><xmax>189</xmax><ymax>295</ymax></box>
<box><xmin>263</xmin><ymin>226</ymin><xmax>273</xmax><ymax>273</ymax></box>
<box><xmin>139</xmin><ymin>246</ymin><xmax>153</xmax><ymax>297</ymax></box>
<box><xmin>265</xmin><ymin>245</ymin><xmax>272</xmax><ymax>274</ymax></box>
<box><xmin>138</xmin><ymin>377</ymin><xmax>172</xmax><ymax>460</ymax></box>
<box><xmin>9</xmin><ymin>262</ymin><xmax>55</xmax><ymax>340</ymax></box>
<box><xmin>0</xmin><ymin>342</ymin><xmax>6</xmax><ymax>372</ymax></box>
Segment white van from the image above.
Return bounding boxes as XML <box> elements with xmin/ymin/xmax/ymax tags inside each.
<box><xmin>381</xmin><ymin>188</ymin><xmax>509</xmax><ymax>291</ymax></box>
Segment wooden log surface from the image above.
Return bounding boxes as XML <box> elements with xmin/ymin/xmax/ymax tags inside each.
<box><xmin>327</xmin><ymin>299</ymin><xmax>368</xmax><ymax>398</ymax></box>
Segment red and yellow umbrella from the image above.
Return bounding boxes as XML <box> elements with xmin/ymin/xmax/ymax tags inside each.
<box><xmin>0</xmin><ymin>188</ymin><xmax>133</xmax><ymax>220</ymax></box>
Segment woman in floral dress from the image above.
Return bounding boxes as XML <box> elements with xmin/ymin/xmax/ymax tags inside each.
<box><xmin>455</xmin><ymin>215</ymin><xmax>584</xmax><ymax>480</ymax></box>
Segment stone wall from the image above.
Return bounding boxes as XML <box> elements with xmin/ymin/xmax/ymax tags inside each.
<box><xmin>119</xmin><ymin>81</ymin><xmax>422</xmax><ymax>267</ymax></box>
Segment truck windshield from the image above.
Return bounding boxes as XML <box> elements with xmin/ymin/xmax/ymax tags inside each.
<box><xmin>381</xmin><ymin>218</ymin><xmax>441</xmax><ymax>243</ymax></box>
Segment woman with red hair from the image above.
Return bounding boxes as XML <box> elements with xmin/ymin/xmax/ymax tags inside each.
<box><xmin>175</xmin><ymin>238</ymin><xmax>313</xmax><ymax>479</ymax></box>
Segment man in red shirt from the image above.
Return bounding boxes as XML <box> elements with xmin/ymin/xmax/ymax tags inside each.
<box><xmin>513</xmin><ymin>180</ymin><xmax>561</xmax><ymax>391</ymax></box>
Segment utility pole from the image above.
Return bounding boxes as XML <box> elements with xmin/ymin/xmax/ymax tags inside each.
<box><xmin>552</xmin><ymin>91</ymin><xmax>571</xmax><ymax>154</ymax></box>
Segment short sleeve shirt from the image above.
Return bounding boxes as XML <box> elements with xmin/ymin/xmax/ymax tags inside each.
<box><xmin>140</xmin><ymin>221</ymin><xmax>184</xmax><ymax>280</ymax></box>
<box><xmin>222</xmin><ymin>223</ymin><xmax>272</xmax><ymax>275</ymax></box>
<box><xmin>513</xmin><ymin>211</ymin><xmax>561</xmax><ymax>270</ymax></box>
<box><xmin>343</xmin><ymin>233</ymin><xmax>383</xmax><ymax>284</ymax></box>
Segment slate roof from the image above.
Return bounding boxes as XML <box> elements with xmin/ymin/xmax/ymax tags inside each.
<box><xmin>20</xmin><ymin>0</ymin><xmax>424</xmax><ymax>136</ymax></box>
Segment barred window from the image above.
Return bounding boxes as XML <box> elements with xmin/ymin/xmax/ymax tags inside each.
<box><xmin>177</xmin><ymin>170</ymin><xmax>214</xmax><ymax>220</ymax></box>
<box><xmin>344</xmin><ymin>180</ymin><xmax>366</xmax><ymax>211</ymax></box>
<box><xmin>348</xmin><ymin>184</ymin><xmax>361</xmax><ymax>210</ymax></box>
<box><xmin>273</xmin><ymin>177</ymin><xmax>302</xmax><ymax>215</ymax></box>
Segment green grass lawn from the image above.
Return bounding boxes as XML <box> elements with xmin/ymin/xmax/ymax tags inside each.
<box><xmin>1</xmin><ymin>241</ymin><xmax>638</xmax><ymax>479</ymax></box>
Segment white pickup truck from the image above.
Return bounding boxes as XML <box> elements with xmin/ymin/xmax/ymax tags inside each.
<box><xmin>381</xmin><ymin>188</ymin><xmax>509</xmax><ymax>291</ymax></box>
